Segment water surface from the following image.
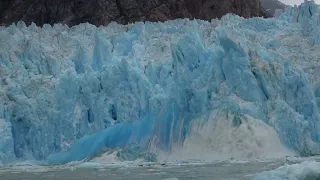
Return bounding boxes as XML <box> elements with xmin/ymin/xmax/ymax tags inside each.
<box><xmin>3</xmin><ymin>157</ymin><xmax>319</xmax><ymax>180</ymax></box>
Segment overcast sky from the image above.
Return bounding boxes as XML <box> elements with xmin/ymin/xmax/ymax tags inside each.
<box><xmin>279</xmin><ymin>0</ymin><xmax>320</xmax><ymax>5</ymax></box>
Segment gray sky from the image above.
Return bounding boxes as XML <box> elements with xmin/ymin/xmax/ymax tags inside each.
<box><xmin>279</xmin><ymin>0</ymin><xmax>320</xmax><ymax>5</ymax></box>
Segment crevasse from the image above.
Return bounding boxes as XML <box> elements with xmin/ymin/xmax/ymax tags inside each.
<box><xmin>0</xmin><ymin>1</ymin><xmax>320</xmax><ymax>165</ymax></box>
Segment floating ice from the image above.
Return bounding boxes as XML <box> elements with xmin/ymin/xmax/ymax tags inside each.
<box><xmin>252</xmin><ymin>161</ymin><xmax>320</xmax><ymax>180</ymax></box>
<box><xmin>0</xmin><ymin>2</ymin><xmax>320</xmax><ymax>165</ymax></box>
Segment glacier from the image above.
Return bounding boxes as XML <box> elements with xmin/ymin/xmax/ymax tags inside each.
<box><xmin>0</xmin><ymin>1</ymin><xmax>320</xmax><ymax>165</ymax></box>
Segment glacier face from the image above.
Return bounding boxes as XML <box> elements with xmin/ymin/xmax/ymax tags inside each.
<box><xmin>0</xmin><ymin>1</ymin><xmax>320</xmax><ymax>165</ymax></box>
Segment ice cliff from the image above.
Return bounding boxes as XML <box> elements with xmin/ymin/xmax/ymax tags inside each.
<box><xmin>0</xmin><ymin>1</ymin><xmax>320</xmax><ymax>165</ymax></box>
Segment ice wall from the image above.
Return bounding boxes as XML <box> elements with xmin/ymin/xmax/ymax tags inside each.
<box><xmin>0</xmin><ymin>2</ymin><xmax>320</xmax><ymax>165</ymax></box>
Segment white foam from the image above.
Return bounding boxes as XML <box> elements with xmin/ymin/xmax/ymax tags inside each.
<box><xmin>89</xmin><ymin>151</ymin><xmax>120</xmax><ymax>164</ymax></box>
<box><xmin>159</xmin><ymin>111</ymin><xmax>295</xmax><ymax>162</ymax></box>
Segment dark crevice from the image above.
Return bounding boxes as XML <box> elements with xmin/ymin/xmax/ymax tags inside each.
<box><xmin>309</xmin><ymin>6</ymin><xmax>313</xmax><ymax>16</ymax></box>
<box><xmin>11</xmin><ymin>122</ymin><xmax>19</xmax><ymax>158</ymax></box>
<box><xmin>87</xmin><ymin>108</ymin><xmax>94</xmax><ymax>123</ymax></box>
<box><xmin>252</xmin><ymin>70</ymin><xmax>269</xmax><ymax>100</ymax></box>
<box><xmin>109</xmin><ymin>104</ymin><xmax>117</xmax><ymax>121</ymax></box>
<box><xmin>99</xmin><ymin>82</ymin><xmax>103</xmax><ymax>91</ymax></box>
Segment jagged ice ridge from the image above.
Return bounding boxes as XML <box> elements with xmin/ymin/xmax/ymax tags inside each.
<box><xmin>0</xmin><ymin>1</ymin><xmax>320</xmax><ymax>165</ymax></box>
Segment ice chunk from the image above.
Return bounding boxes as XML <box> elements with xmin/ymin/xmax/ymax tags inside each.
<box><xmin>47</xmin><ymin>114</ymin><xmax>155</xmax><ymax>164</ymax></box>
<box><xmin>252</xmin><ymin>161</ymin><xmax>320</xmax><ymax>180</ymax></box>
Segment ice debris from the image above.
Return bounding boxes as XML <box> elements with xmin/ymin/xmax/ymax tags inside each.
<box><xmin>252</xmin><ymin>161</ymin><xmax>320</xmax><ymax>180</ymax></box>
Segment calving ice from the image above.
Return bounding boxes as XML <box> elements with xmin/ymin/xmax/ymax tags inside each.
<box><xmin>0</xmin><ymin>1</ymin><xmax>320</xmax><ymax>165</ymax></box>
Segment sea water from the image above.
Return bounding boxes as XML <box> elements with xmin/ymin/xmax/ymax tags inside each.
<box><xmin>1</xmin><ymin>157</ymin><xmax>320</xmax><ymax>180</ymax></box>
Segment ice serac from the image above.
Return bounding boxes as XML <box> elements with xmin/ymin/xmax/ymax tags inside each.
<box><xmin>1</xmin><ymin>1</ymin><xmax>320</xmax><ymax>165</ymax></box>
